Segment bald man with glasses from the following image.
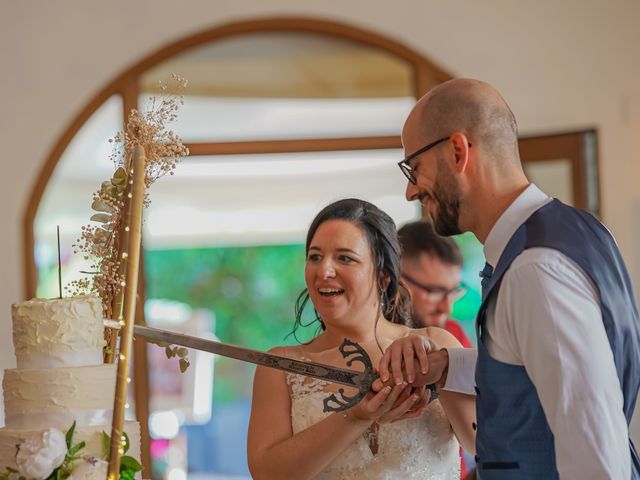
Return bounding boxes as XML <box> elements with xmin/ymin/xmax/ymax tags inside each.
<box><xmin>377</xmin><ymin>78</ymin><xmax>640</xmax><ymax>480</ymax></box>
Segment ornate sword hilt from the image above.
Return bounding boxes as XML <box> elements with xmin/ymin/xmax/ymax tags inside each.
<box><xmin>322</xmin><ymin>338</ymin><xmax>377</xmax><ymax>413</ymax></box>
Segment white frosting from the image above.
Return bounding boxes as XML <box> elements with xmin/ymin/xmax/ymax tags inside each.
<box><xmin>12</xmin><ymin>295</ymin><xmax>105</xmax><ymax>369</ymax></box>
<box><xmin>3</xmin><ymin>365</ymin><xmax>117</xmax><ymax>428</ymax></box>
<box><xmin>0</xmin><ymin>421</ymin><xmax>141</xmax><ymax>472</ymax></box>
<box><xmin>2</xmin><ymin>296</ymin><xmax>142</xmax><ymax>477</ymax></box>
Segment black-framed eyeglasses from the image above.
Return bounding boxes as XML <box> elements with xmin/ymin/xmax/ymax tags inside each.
<box><xmin>397</xmin><ymin>136</ymin><xmax>449</xmax><ymax>184</ymax></box>
<box><xmin>397</xmin><ymin>136</ymin><xmax>472</xmax><ymax>185</ymax></box>
<box><xmin>402</xmin><ymin>273</ymin><xmax>467</xmax><ymax>303</ymax></box>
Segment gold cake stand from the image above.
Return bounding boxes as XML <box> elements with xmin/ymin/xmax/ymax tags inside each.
<box><xmin>107</xmin><ymin>144</ymin><xmax>146</xmax><ymax>480</ymax></box>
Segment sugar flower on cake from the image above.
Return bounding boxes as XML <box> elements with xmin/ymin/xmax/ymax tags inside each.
<box><xmin>68</xmin><ymin>457</ymin><xmax>108</xmax><ymax>480</ymax></box>
<box><xmin>15</xmin><ymin>428</ymin><xmax>67</xmax><ymax>479</ymax></box>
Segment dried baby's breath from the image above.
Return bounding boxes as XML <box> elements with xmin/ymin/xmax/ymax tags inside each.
<box><xmin>66</xmin><ymin>75</ymin><xmax>190</xmax><ymax>319</ymax></box>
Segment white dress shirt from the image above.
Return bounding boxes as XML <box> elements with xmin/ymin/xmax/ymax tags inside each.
<box><xmin>444</xmin><ymin>184</ymin><xmax>630</xmax><ymax>479</ymax></box>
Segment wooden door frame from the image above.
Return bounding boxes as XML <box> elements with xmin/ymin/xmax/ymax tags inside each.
<box><xmin>21</xmin><ymin>16</ymin><xmax>454</xmax><ymax>477</ymax></box>
<box><xmin>519</xmin><ymin>129</ymin><xmax>600</xmax><ymax>216</ymax></box>
<box><xmin>23</xmin><ymin>16</ymin><xmax>451</xmax><ymax>299</ymax></box>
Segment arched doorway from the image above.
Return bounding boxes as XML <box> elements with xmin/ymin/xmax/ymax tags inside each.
<box><xmin>24</xmin><ymin>17</ymin><xmax>453</xmax><ymax>478</ymax></box>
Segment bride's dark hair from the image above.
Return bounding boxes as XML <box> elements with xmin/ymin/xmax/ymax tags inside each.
<box><xmin>290</xmin><ymin>198</ymin><xmax>412</xmax><ymax>342</ymax></box>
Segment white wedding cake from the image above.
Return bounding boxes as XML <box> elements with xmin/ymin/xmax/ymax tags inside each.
<box><xmin>0</xmin><ymin>295</ymin><xmax>141</xmax><ymax>479</ymax></box>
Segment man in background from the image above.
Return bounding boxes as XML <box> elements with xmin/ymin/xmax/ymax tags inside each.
<box><xmin>398</xmin><ymin>220</ymin><xmax>472</xmax><ymax>348</ymax></box>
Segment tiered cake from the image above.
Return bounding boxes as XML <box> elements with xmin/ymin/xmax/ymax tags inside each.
<box><xmin>0</xmin><ymin>295</ymin><xmax>140</xmax><ymax>477</ymax></box>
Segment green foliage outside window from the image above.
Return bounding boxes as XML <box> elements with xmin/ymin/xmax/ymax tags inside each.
<box><xmin>143</xmin><ymin>236</ymin><xmax>483</xmax><ymax>402</ymax></box>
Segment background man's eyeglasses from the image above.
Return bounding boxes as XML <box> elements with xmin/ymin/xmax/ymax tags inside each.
<box><xmin>402</xmin><ymin>273</ymin><xmax>468</xmax><ymax>303</ymax></box>
<box><xmin>397</xmin><ymin>136</ymin><xmax>472</xmax><ymax>184</ymax></box>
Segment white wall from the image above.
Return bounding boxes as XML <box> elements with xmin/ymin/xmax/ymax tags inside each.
<box><xmin>2</xmin><ymin>0</ymin><xmax>640</xmax><ymax>438</ymax></box>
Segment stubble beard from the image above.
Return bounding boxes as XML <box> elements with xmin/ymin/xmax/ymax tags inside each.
<box><xmin>430</xmin><ymin>159</ymin><xmax>462</xmax><ymax>237</ymax></box>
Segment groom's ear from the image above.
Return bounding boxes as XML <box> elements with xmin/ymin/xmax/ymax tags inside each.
<box><xmin>450</xmin><ymin>132</ymin><xmax>471</xmax><ymax>173</ymax></box>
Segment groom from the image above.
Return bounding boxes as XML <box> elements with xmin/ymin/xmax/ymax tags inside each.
<box><xmin>379</xmin><ymin>78</ymin><xmax>640</xmax><ymax>479</ymax></box>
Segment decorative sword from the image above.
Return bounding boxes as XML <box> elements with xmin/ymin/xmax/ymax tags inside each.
<box><xmin>105</xmin><ymin>321</ymin><xmax>377</xmax><ymax>412</ymax></box>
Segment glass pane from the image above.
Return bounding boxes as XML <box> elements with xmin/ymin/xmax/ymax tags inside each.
<box><xmin>524</xmin><ymin>159</ymin><xmax>574</xmax><ymax>206</ymax></box>
<box><xmin>34</xmin><ymin>96</ymin><xmax>123</xmax><ymax>297</ymax></box>
<box><xmin>142</xmin><ymin>149</ymin><xmax>420</xmax><ymax>249</ymax></box>
<box><xmin>140</xmin><ymin>32</ymin><xmax>414</xmax><ymax>142</ymax></box>
<box><xmin>138</xmin><ymin>95</ymin><xmax>414</xmax><ymax>142</ymax></box>
<box><xmin>141</xmin><ymin>149</ymin><xmax>419</xmax><ymax>478</ymax></box>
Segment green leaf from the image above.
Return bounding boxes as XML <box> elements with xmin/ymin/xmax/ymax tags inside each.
<box><xmin>65</xmin><ymin>421</ymin><xmax>76</xmax><ymax>449</ymax></box>
<box><xmin>120</xmin><ymin>455</ymin><xmax>143</xmax><ymax>472</ymax></box>
<box><xmin>165</xmin><ymin>345</ymin><xmax>175</xmax><ymax>358</ymax></box>
<box><xmin>101</xmin><ymin>431</ymin><xmax>111</xmax><ymax>459</ymax></box>
<box><xmin>90</xmin><ymin>213</ymin><xmax>112</xmax><ymax>223</ymax></box>
<box><xmin>179</xmin><ymin>358</ymin><xmax>190</xmax><ymax>373</ymax></box>
<box><xmin>119</xmin><ymin>470</ymin><xmax>135</xmax><ymax>480</ymax></box>
<box><xmin>56</xmin><ymin>468</ymin><xmax>65</xmax><ymax>480</ymax></box>
<box><xmin>67</xmin><ymin>440</ymin><xmax>86</xmax><ymax>457</ymax></box>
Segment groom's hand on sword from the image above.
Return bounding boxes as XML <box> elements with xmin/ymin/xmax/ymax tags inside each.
<box><xmin>371</xmin><ymin>334</ymin><xmax>449</xmax><ymax>392</ymax></box>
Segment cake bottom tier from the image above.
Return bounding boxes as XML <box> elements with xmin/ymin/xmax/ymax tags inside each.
<box><xmin>0</xmin><ymin>421</ymin><xmax>141</xmax><ymax>476</ymax></box>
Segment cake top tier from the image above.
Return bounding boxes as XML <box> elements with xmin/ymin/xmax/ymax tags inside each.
<box><xmin>11</xmin><ymin>295</ymin><xmax>105</xmax><ymax>369</ymax></box>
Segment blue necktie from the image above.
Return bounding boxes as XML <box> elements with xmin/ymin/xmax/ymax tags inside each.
<box><xmin>479</xmin><ymin>262</ymin><xmax>494</xmax><ymax>300</ymax></box>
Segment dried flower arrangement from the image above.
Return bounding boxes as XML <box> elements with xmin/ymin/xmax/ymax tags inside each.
<box><xmin>65</xmin><ymin>74</ymin><xmax>190</xmax><ymax>368</ymax></box>
<box><xmin>66</xmin><ymin>74</ymin><xmax>188</xmax><ymax>314</ymax></box>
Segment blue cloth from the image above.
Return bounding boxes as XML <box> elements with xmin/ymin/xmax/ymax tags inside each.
<box><xmin>479</xmin><ymin>262</ymin><xmax>494</xmax><ymax>300</ymax></box>
<box><xmin>474</xmin><ymin>199</ymin><xmax>640</xmax><ymax>479</ymax></box>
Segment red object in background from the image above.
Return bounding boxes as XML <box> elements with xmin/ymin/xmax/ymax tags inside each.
<box><xmin>444</xmin><ymin>319</ymin><xmax>473</xmax><ymax>348</ymax></box>
<box><xmin>443</xmin><ymin>318</ymin><xmax>473</xmax><ymax>475</ymax></box>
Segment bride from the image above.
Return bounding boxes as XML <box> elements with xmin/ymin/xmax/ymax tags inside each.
<box><xmin>247</xmin><ymin>198</ymin><xmax>476</xmax><ymax>479</ymax></box>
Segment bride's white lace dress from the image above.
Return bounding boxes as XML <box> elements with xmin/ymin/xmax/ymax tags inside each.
<box><xmin>288</xmin><ymin>373</ymin><xmax>461</xmax><ymax>480</ymax></box>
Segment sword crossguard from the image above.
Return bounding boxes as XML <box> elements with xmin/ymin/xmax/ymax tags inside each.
<box><xmin>322</xmin><ymin>338</ymin><xmax>377</xmax><ymax>413</ymax></box>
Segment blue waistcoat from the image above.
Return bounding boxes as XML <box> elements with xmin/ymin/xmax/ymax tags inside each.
<box><xmin>475</xmin><ymin>199</ymin><xmax>640</xmax><ymax>479</ymax></box>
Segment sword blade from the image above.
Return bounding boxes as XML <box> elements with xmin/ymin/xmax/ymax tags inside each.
<box><xmin>132</xmin><ymin>324</ymin><xmax>372</xmax><ymax>391</ymax></box>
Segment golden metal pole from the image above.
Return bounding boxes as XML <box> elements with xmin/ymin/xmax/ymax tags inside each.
<box><xmin>104</xmin><ymin>169</ymin><xmax>133</xmax><ymax>364</ymax></box>
<box><xmin>108</xmin><ymin>145</ymin><xmax>146</xmax><ymax>479</ymax></box>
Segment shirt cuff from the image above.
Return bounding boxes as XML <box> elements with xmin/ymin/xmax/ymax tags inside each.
<box><xmin>441</xmin><ymin>347</ymin><xmax>477</xmax><ymax>395</ymax></box>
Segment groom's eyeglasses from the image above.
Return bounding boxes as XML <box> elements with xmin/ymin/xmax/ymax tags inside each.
<box><xmin>397</xmin><ymin>136</ymin><xmax>472</xmax><ymax>185</ymax></box>
<box><xmin>402</xmin><ymin>274</ymin><xmax>468</xmax><ymax>303</ymax></box>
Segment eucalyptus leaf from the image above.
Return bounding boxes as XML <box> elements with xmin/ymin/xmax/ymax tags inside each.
<box><xmin>112</xmin><ymin>168</ymin><xmax>128</xmax><ymax>187</ymax></box>
<box><xmin>179</xmin><ymin>358</ymin><xmax>190</xmax><ymax>373</ymax></box>
<box><xmin>100</xmin><ymin>183</ymin><xmax>116</xmax><ymax>197</ymax></box>
<box><xmin>101</xmin><ymin>431</ymin><xmax>110</xmax><ymax>459</ymax></box>
<box><xmin>90</xmin><ymin>213</ymin><xmax>112</xmax><ymax>223</ymax></box>
<box><xmin>91</xmin><ymin>198</ymin><xmax>115</xmax><ymax>213</ymax></box>
<box><xmin>176</xmin><ymin>347</ymin><xmax>188</xmax><ymax>358</ymax></box>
